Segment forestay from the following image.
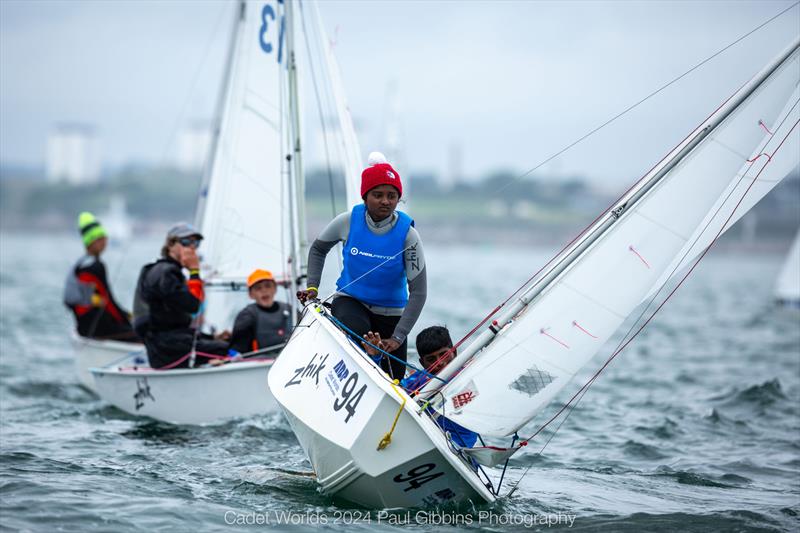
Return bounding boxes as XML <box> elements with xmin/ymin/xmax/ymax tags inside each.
<box><xmin>431</xmin><ymin>42</ymin><xmax>800</xmax><ymax>438</ymax></box>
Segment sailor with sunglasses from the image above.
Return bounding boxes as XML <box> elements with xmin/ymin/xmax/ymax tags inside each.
<box><xmin>133</xmin><ymin>223</ymin><xmax>229</xmax><ymax>369</ymax></box>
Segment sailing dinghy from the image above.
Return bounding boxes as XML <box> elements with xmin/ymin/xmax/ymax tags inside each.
<box><xmin>91</xmin><ymin>0</ymin><xmax>362</xmax><ymax>425</ymax></box>
<box><xmin>269</xmin><ymin>39</ymin><xmax>800</xmax><ymax>507</ymax></box>
<box><xmin>774</xmin><ymin>229</ymin><xmax>800</xmax><ymax>307</ymax></box>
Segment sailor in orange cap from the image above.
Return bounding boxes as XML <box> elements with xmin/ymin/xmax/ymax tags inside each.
<box><xmin>229</xmin><ymin>269</ymin><xmax>292</xmax><ymax>354</ymax></box>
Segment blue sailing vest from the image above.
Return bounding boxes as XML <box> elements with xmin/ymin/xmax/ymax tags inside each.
<box><xmin>336</xmin><ymin>204</ymin><xmax>413</xmax><ymax>308</ymax></box>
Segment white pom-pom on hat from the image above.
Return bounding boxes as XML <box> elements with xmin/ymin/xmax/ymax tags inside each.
<box><xmin>367</xmin><ymin>151</ymin><xmax>388</xmax><ymax>166</ymax></box>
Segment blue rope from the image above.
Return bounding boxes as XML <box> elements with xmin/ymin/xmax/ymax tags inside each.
<box><xmin>324</xmin><ymin>311</ymin><xmax>448</xmax><ymax>384</ymax></box>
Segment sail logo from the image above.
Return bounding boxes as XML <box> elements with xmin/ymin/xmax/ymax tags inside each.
<box><xmin>285</xmin><ymin>352</ymin><xmax>329</xmax><ymax>388</ymax></box>
<box><xmin>451</xmin><ymin>389</ymin><xmax>478</xmax><ymax>409</ymax></box>
<box><xmin>350</xmin><ymin>247</ymin><xmax>359</xmax><ymax>255</ymax></box>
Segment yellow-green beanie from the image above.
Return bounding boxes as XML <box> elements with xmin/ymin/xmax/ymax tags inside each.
<box><xmin>78</xmin><ymin>212</ymin><xmax>107</xmax><ymax>247</ymax></box>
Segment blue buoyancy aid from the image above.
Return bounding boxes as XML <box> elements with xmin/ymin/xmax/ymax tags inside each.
<box><xmin>336</xmin><ymin>204</ymin><xmax>413</xmax><ymax>308</ymax></box>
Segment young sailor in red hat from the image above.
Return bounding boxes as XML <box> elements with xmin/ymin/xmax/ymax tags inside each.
<box><xmin>297</xmin><ymin>152</ymin><xmax>427</xmax><ymax>380</ymax></box>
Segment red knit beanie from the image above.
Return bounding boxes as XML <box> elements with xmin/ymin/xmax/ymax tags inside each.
<box><xmin>360</xmin><ymin>152</ymin><xmax>402</xmax><ymax>198</ymax></box>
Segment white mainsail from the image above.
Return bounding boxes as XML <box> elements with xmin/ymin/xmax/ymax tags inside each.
<box><xmin>197</xmin><ymin>0</ymin><xmax>293</xmax><ymax>285</ymax></box>
<box><xmin>775</xmin><ymin>229</ymin><xmax>800</xmax><ymax>304</ymax></box>
<box><xmin>427</xmin><ymin>41</ymin><xmax>800</xmax><ymax>438</ymax></box>
<box><xmin>193</xmin><ymin>0</ymin><xmax>361</xmax><ymax>329</ymax></box>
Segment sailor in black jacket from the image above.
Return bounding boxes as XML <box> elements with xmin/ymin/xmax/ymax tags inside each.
<box><xmin>229</xmin><ymin>269</ymin><xmax>291</xmax><ymax>355</ymax></box>
<box><xmin>134</xmin><ymin>223</ymin><xmax>228</xmax><ymax>369</ymax></box>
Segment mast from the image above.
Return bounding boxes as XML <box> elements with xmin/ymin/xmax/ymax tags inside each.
<box><xmin>285</xmin><ymin>0</ymin><xmax>306</xmax><ymax>324</ymax></box>
<box><xmin>422</xmin><ymin>37</ymin><xmax>800</xmax><ymax>396</ymax></box>
<box><xmin>194</xmin><ymin>1</ymin><xmax>245</xmax><ymax>230</ymax></box>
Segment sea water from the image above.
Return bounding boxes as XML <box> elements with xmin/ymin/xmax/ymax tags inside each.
<box><xmin>0</xmin><ymin>233</ymin><xmax>798</xmax><ymax>531</ymax></box>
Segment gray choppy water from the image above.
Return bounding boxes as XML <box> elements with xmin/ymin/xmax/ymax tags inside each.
<box><xmin>1</xmin><ymin>233</ymin><xmax>798</xmax><ymax>532</ymax></box>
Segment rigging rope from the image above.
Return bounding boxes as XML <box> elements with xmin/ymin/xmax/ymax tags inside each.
<box><xmin>298</xmin><ymin>0</ymin><xmax>340</xmax><ymax>219</ymax></box>
<box><xmin>494</xmin><ymin>1</ymin><xmax>799</xmax><ymax>194</ymax></box>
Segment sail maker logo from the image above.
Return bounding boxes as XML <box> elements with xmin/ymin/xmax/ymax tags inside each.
<box><xmin>349</xmin><ymin>247</ymin><xmax>394</xmax><ymax>261</ymax></box>
<box><xmin>451</xmin><ymin>388</ymin><xmax>479</xmax><ymax>409</ymax></box>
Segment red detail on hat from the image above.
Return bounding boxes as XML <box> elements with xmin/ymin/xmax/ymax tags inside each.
<box><xmin>360</xmin><ymin>163</ymin><xmax>402</xmax><ymax>197</ymax></box>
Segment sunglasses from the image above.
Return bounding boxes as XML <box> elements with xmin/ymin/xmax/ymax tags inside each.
<box><xmin>178</xmin><ymin>237</ymin><xmax>202</xmax><ymax>248</ymax></box>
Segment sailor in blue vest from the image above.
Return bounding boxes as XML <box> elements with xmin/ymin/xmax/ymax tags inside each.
<box><xmin>298</xmin><ymin>152</ymin><xmax>427</xmax><ymax>380</ymax></box>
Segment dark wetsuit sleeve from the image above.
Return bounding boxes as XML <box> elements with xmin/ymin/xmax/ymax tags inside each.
<box><xmin>306</xmin><ymin>212</ymin><xmax>350</xmax><ymax>289</ymax></box>
<box><xmin>229</xmin><ymin>308</ymin><xmax>256</xmax><ymax>353</ymax></box>
<box><xmin>156</xmin><ymin>267</ymin><xmax>201</xmax><ymax>314</ymax></box>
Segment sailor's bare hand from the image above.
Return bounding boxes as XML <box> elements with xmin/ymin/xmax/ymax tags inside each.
<box><xmin>215</xmin><ymin>330</ymin><xmax>231</xmax><ymax>342</ymax></box>
<box><xmin>181</xmin><ymin>247</ymin><xmax>200</xmax><ymax>270</ymax></box>
<box><xmin>296</xmin><ymin>287</ymin><xmax>318</xmax><ymax>304</ymax></box>
<box><xmin>361</xmin><ymin>331</ymin><xmax>383</xmax><ymax>356</ymax></box>
<box><xmin>382</xmin><ymin>338</ymin><xmax>401</xmax><ymax>353</ymax></box>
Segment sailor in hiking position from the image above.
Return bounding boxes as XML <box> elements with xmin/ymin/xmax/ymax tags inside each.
<box><xmin>133</xmin><ymin>223</ymin><xmax>229</xmax><ymax>369</ymax></box>
<box><xmin>297</xmin><ymin>152</ymin><xmax>427</xmax><ymax>380</ymax></box>
<box><xmin>63</xmin><ymin>212</ymin><xmax>138</xmax><ymax>342</ymax></box>
<box><xmin>229</xmin><ymin>269</ymin><xmax>292</xmax><ymax>355</ymax></box>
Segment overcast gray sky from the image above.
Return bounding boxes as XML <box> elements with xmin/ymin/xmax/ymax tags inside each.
<box><xmin>1</xmin><ymin>0</ymin><xmax>798</xmax><ymax>187</ymax></box>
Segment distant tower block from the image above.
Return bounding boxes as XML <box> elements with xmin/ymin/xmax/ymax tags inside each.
<box><xmin>177</xmin><ymin>122</ymin><xmax>212</xmax><ymax>173</ymax></box>
<box><xmin>46</xmin><ymin>123</ymin><xmax>101</xmax><ymax>184</ymax></box>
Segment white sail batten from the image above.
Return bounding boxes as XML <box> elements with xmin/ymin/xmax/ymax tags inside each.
<box><xmin>198</xmin><ymin>0</ymin><xmax>293</xmax><ymax>284</ymax></box>
<box><xmin>775</xmin><ymin>229</ymin><xmax>800</xmax><ymax>303</ymax></box>
<box><xmin>430</xmin><ymin>43</ymin><xmax>800</xmax><ymax>438</ymax></box>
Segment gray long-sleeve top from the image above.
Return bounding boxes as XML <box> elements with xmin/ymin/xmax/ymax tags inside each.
<box><xmin>306</xmin><ymin>209</ymin><xmax>427</xmax><ymax>344</ymax></box>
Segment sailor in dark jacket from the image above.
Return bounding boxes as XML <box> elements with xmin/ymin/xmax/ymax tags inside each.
<box><xmin>134</xmin><ymin>223</ymin><xmax>228</xmax><ymax>369</ymax></box>
<box><xmin>229</xmin><ymin>269</ymin><xmax>291</xmax><ymax>355</ymax></box>
<box><xmin>63</xmin><ymin>212</ymin><xmax>138</xmax><ymax>342</ymax></box>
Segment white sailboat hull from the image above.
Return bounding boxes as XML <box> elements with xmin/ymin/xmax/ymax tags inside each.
<box><xmin>70</xmin><ymin>332</ymin><xmax>146</xmax><ymax>392</ymax></box>
<box><xmin>268</xmin><ymin>306</ymin><xmax>495</xmax><ymax>508</ymax></box>
<box><xmin>91</xmin><ymin>359</ymin><xmax>278</xmax><ymax>425</ymax></box>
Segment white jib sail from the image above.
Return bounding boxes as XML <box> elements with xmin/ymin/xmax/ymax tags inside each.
<box><xmin>308</xmin><ymin>0</ymin><xmax>363</xmax><ymax>208</ymax></box>
<box><xmin>433</xmin><ymin>42</ymin><xmax>800</xmax><ymax>438</ymax></box>
<box><xmin>775</xmin><ymin>229</ymin><xmax>800</xmax><ymax>303</ymax></box>
<box><xmin>198</xmin><ymin>0</ymin><xmax>293</xmax><ymax>285</ymax></box>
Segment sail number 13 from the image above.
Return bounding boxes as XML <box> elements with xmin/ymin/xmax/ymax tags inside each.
<box><xmin>333</xmin><ymin>371</ymin><xmax>367</xmax><ymax>423</ymax></box>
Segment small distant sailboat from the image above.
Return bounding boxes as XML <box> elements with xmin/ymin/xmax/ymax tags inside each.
<box><xmin>90</xmin><ymin>0</ymin><xmax>362</xmax><ymax>424</ymax></box>
<box><xmin>775</xmin><ymin>230</ymin><xmax>800</xmax><ymax>307</ymax></box>
<box><xmin>269</xmin><ymin>39</ymin><xmax>800</xmax><ymax>507</ymax></box>
<box><xmin>100</xmin><ymin>195</ymin><xmax>133</xmax><ymax>244</ymax></box>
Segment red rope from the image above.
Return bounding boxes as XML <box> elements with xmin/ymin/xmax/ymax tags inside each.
<box><xmin>572</xmin><ymin>320</ymin><xmax>598</xmax><ymax>338</ymax></box>
<box><xmin>527</xmin><ymin>118</ymin><xmax>799</xmax><ymax>442</ymax></box>
<box><xmin>628</xmin><ymin>245</ymin><xmax>651</xmax><ymax>268</ymax></box>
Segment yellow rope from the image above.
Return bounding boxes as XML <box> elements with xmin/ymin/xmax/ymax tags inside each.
<box><xmin>377</xmin><ymin>379</ymin><xmax>406</xmax><ymax>451</ymax></box>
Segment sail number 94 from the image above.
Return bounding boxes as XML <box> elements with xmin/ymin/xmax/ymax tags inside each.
<box><xmin>333</xmin><ymin>372</ymin><xmax>366</xmax><ymax>423</ymax></box>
